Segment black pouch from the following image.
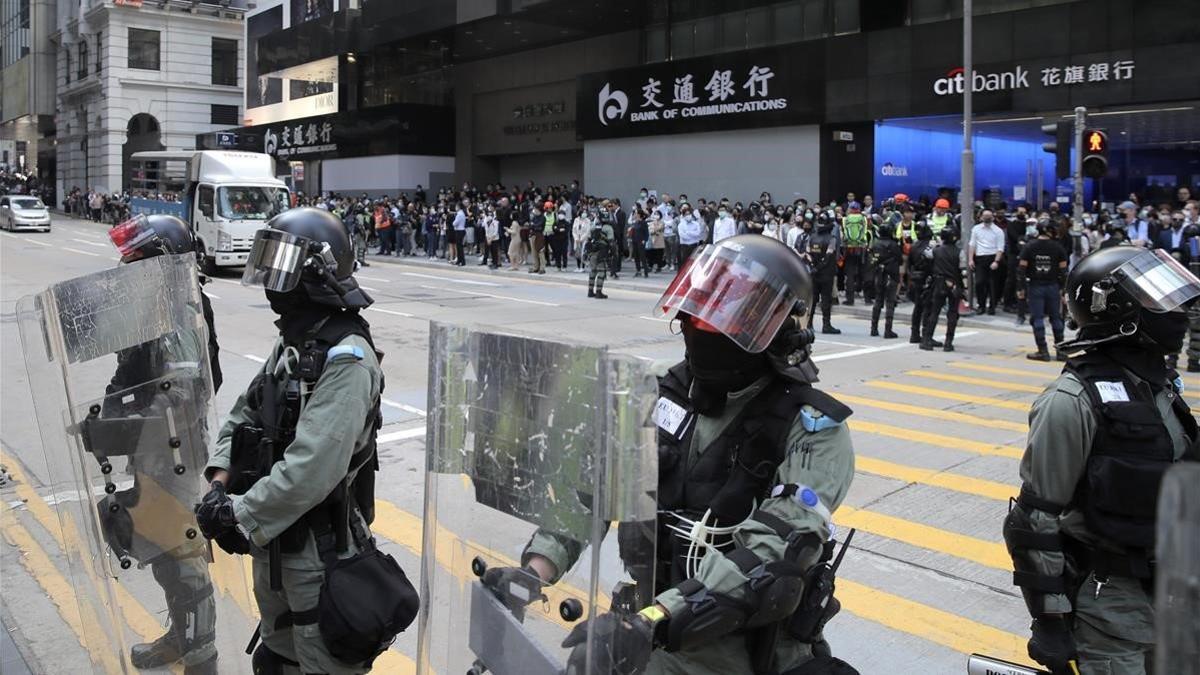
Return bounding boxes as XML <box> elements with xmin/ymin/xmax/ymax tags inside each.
<box><xmin>318</xmin><ymin>548</ymin><xmax>420</xmax><ymax>666</ymax></box>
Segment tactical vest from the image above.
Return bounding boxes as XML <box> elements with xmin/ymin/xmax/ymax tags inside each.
<box><xmin>648</xmin><ymin>362</ymin><xmax>850</xmax><ymax>592</ymax></box>
<box><xmin>232</xmin><ymin>312</ymin><xmax>385</xmax><ymax>554</ymax></box>
<box><xmin>909</xmin><ymin>239</ymin><xmax>934</xmax><ymax>281</ymax></box>
<box><xmin>842</xmin><ymin>214</ymin><xmax>868</xmax><ymax>247</ymax></box>
<box><xmin>1066</xmin><ymin>354</ymin><xmax>1198</xmax><ymax>570</ymax></box>
<box><xmin>806</xmin><ymin>232</ymin><xmax>836</xmax><ymax>276</ymax></box>
<box><xmin>929</xmin><ymin>213</ymin><xmax>950</xmax><ymax>235</ymax></box>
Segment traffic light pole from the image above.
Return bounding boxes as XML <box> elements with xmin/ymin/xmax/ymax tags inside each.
<box><xmin>961</xmin><ymin>0</ymin><xmax>975</xmax><ymax>314</ymax></box>
<box><xmin>1073</xmin><ymin>106</ymin><xmax>1086</xmax><ymax>226</ymax></box>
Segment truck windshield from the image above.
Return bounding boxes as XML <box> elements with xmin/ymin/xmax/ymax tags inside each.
<box><xmin>217</xmin><ymin>186</ymin><xmax>288</xmax><ymax>220</ymax></box>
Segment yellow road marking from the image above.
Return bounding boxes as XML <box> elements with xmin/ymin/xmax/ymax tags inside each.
<box><xmin>837</xmin><ymin>579</ymin><xmax>1033</xmax><ymax>667</ymax></box>
<box><xmin>835</xmin><ymin>505</ymin><xmax>1011</xmax><ymax>571</ymax></box>
<box><xmin>0</xmin><ymin>512</ymin><xmax>125</xmax><ymax>675</ymax></box>
<box><xmin>950</xmin><ymin>362</ymin><xmax>1056</xmax><ymax>381</ymax></box>
<box><xmin>866</xmin><ymin>381</ymin><xmax>1032</xmax><ymax>412</ymax></box>
<box><xmin>905</xmin><ymin>371</ymin><xmax>1044</xmax><ymax>394</ymax></box>
<box><xmin>849</xmin><ymin>420</ymin><xmax>1024</xmax><ymax>459</ymax></box>
<box><xmin>855</xmin><ymin>456</ymin><xmax>1018</xmax><ymax>502</ymax></box>
<box><xmin>837</xmin><ymin>394</ymin><xmax>1027</xmax><ymax>432</ymax></box>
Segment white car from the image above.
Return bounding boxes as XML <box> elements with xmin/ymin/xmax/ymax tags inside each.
<box><xmin>0</xmin><ymin>195</ymin><xmax>52</xmax><ymax>232</ymax></box>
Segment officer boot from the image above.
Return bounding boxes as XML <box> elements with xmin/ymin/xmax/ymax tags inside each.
<box><xmin>942</xmin><ymin>321</ymin><xmax>957</xmax><ymax>352</ymax></box>
<box><xmin>821</xmin><ymin>312</ymin><xmax>841</xmax><ymax>335</ymax></box>
<box><xmin>1027</xmin><ymin>332</ymin><xmax>1051</xmax><ymax>362</ymax></box>
<box><xmin>1053</xmin><ymin>332</ymin><xmax>1067</xmax><ymax>361</ymax></box>
<box><xmin>884</xmin><ymin>315</ymin><xmax>898</xmax><ymax>340</ymax></box>
<box><xmin>910</xmin><ymin>327</ymin><xmax>922</xmax><ymax>344</ymax></box>
<box><xmin>587</xmin><ymin>281</ymin><xmax>595</xmax><ymax>298</ymax></box>
<box><xmin>133</xmin><ymin>562</ymin><xmax>216</xmax><ymax>671</ymax></box>
<box><xmin>594</xmin><ymin>279</ymin><xmax>608</xmax><ymax>300</ymax></box>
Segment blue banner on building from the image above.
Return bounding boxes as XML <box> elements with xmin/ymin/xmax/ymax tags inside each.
<box><xmin>129</xmin><ymin>198</ymin><xmax>188</xmax><ymax>220</ymax></box>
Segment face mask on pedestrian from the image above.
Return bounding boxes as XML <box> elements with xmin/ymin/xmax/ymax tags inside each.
<box><xmin>718</xmin><ymin>210</ymin><xmax>727</xmax><ymax>218</ymax></box>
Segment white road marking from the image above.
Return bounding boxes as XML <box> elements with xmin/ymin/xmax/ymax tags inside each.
<box><xmin>638</xmin><ymin>315</ymin><xmax>671</xmax><ymax>322</ymax></box>
<box><xmin>356</xmin><ymin>275</ymin><xmax>390</xmax><ymax>282</ymax></box>
<box><xmin>0</xmin><ymin>233</ymin><xmax>52</xmax><ymax>247</ymax></box>
<box><xmin>816</xmin><ymin>339</ymin><xmax>872</xmax><ymax>348</ymax></box>
<box><xmin>812</xmin><ymin>331</ymin><xmax>978</xmax><ymax>362</ymax></box>
<box><xmin>404</xmin><ymin>271</ymin><xmax>500</xmax><ymax>287</ymax></box>
<box><xmin>419</xmin><ymin>284</ymin><xmax>558</xmax><ymax>307</ymax></box>
<box><xmin>367</xmin><ymin>307</ymin><xmax>413</xmax><ymax>318</ymax></box>
<box><xmin>381</xmin><ymin>398</ymin><xmax>427</xmax><ymax>417</ymax></box>
<box><xmin>360</xmin><ymin>286</ymin><xmax>380</xmax><ymax>292</ymax></box>
<box><xmin>204</xmin><ymin>292</ymin><xmax>221</xmax><ymax>299</ymax></box>
<box><xmin>63</xmin><ymin>246</ymin><xmax>102</xmax><ymax>257</ymax></box>
<box><xmin>241</xmin><ymin>354</ymin><xmax>267</xmax><ymax>363</ymax></box>
<box><xmin>377</xmin><ymin>427</ymin><xmax>426</xmax><ymax>443</ymax></box>
<box><xmin>71</xmin><ymin>238</ymin><xmax>108</xmax><ymax>248</ymax></box>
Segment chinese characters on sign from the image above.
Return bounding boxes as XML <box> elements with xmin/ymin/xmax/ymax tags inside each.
<box><xmin>512</xmin><ymin>101</ymin><xmax>567</xmax><ymax>119</ymax></box>
<box><xmin>265</xmin><ymin>121</ymin><xmax>336</xmax><ymax>158</ymax></box>
<box><xmin>505</xmin><ymin>100</ymin><xmax>574</xmax><ymax>135</ymax></box>
<box><xmin>1041</xmin><ymin>60</ymin><xmax>1134</xmax><ymax>87</ymax></box>
<box><xmin>607</xmin><ymin>64</ymin><xmax>787</xmax><ymax>126</ymax></box>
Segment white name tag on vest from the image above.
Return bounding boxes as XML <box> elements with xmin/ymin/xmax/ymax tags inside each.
<box><xmin>654</xmin><ymin>397</ymin><xmax>690</xmax><ymax>436</ymax></box>
<box><xmin>1095</xmin><ymin>381</ymin><xmax>1130</xmax><ymax>403</ymax></box>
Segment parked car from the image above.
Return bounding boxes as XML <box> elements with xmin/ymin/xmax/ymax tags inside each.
<box><xmin>0</xmin><ymin>195</ymin><xmax>52</xmax><ymax>232</ymax></box>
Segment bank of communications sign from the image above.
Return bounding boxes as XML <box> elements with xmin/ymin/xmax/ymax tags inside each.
<box><xmin>577</xmin><ymin>44</ymin><xmax>823</xmax><ymax>140</ymax></box>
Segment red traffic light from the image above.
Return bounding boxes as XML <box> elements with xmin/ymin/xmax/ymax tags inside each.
<box><xmin>1086</xmin><ymin>130</ymin><xmax>1107</xmax><ymax>154</ymax></box>
<box><xmin>1082</xmin><ymin>129</ymin><xmax>1109</xmax><ymax>179</ymax></box>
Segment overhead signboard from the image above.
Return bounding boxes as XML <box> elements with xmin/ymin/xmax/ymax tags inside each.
<box><xmin>576</xmin><ymin>43</ymin><xmax>825</xmax><ymax>141</ymax></box>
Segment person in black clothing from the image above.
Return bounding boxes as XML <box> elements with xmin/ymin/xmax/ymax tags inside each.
<box><xmin>630</xmin><ymin>207</ymin><xmax>650</xmax><ymax>278</ymax></box>
<box><xmin>907</xmin><ymin>223</ymin><xmax>935</xmax><ymax>344</ymax></box>
<box><xmin>611</xmin><ymin>198</ymin><xmax>628</xmax><ymax>277</ymax></box>
<box><xmin>1019</xmin><ymin>222</ymin><xmax>1070</xmax><ymax>362</ymax></box>
<box><xmin>921</xmin><ymin>227</ymin><xmax>963</xmax><ymax>352</ymax></box>
<box><xmin>868</xmin><ymin>223</ymin><xmax>903</xmax><ymax>339</ymax></box>
<box><xmin>1002</xmin><ymin>206</ymin><xmax>1030</xmax><ymax>311</ymax></box>
<box><xmin>804</xmin><ymin>211</ymin><xmax>841</xmax><ymax>335</ymax></box>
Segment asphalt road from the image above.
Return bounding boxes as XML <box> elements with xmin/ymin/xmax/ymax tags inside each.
<box><xmin>3</xmin><ymin>213</ymin><xmax>1168</xmax><ymax>674</ymax></box>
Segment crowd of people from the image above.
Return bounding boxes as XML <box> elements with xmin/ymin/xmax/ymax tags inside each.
<box><xmin>60</xmin><ymin>188</ymin><xmax>183</xmax><ymax>224</ymax></box>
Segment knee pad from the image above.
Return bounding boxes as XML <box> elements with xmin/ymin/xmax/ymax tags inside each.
<box><xmin>252</xmin><ymin>644</ymin><xmax>299</xmax><ymax>675</ymax></box>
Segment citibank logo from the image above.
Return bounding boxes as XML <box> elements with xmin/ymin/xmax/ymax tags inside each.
<box><xmin>933</xmin><ymin>66</ymin><xmax>1029</xmax><ymax>95</ymax></box>
<box><xmin>597</xmin><ymin>83</ymin><xmax>628</xmax><ymax>126</ymax></box>
<box><xmin>880</xmin><ymin>162</ymin><xmax>908</xmax><ymax>177</ymax></box>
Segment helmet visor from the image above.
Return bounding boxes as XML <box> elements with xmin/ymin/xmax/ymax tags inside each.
<box><xmin>1114</xmin><ymin>248</ymin><xmax>1200</xmax><ymax>313</ymax></box>
<box><xmin>241</xmin><ymin>228</ymin><xmax>310</xmax><ymax>292</ymax></box>
<box><xmin>656</xmin><ymin>243</ymin><xmax>801</xmax><ymax>353</ymax></box>
<box><xmin>108</xmin><ymin>214</ymin><xmax>157</xmax><ymax>261</ymax></box>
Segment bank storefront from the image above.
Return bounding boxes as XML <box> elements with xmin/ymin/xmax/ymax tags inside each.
<box><xmin>576</xmin><ymin>0</ymin><xmax>1200</xmax><ymax>209</ymax></box>
<box><xmin>208</xmin><ymin>102</ymin><xmax>455</xmax><ymax>197</ymax></box>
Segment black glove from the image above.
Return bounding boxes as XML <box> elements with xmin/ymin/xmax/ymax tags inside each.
<box><xmin>1028</xmin><ymin>615</ymin><xmax>1079</xmax><ymax>675</ymax></box>
<box><xmin>480</xmin><ymin>565</ymin><xmax>546</xmax><ymax>617</ymax></box>
<box><xmin>195</xmin><ymin>480</ymin><xmax>238</xmax><ymax>538</ymax></box>
<box><xmin>562</xmin><ymin>611</ymin><xmax>655</xmax><ymax>675</ymax></box>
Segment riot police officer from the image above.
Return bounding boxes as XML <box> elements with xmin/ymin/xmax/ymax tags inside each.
<box><xmin>868</xmin><ymin>222</ymin><xmax>903</xmax><ymax>339</ymax></box>
<box><xmin>907</xmin><ymin>222</ymin><xmax>935</xmax><ymax>345</ymax></box>
<box><xmin>920</xmin><ymin>226</ymin><xmax>963</xmax><ymax>353</ymax></box>
<box><xmin>805</xmin><ymin>211</ymin><xmax>841</xmax><ymax>335</ymax></box>
<box><xmin>1003</xmin><ymin>246</ymin><xmax>1200</xmax><ymax>675</ymax></box>
<box><xmin>499</xmin><ymin>236</ymin><xmax>859</xmax><ymax>675</ymax></box>
<box><xmin>196</xmin><ymin>208</ymin><xmax>405</xmax><ymax>674</ymax></box>
<box><xmin>587</xmin><ymin>210</ymin><xmax>615</xmax><ymax>299</ymax></box>
<box><xmin>1018</xmin><ymin>221</ymin><xmax>1069</xmax><ymax>362</ymax></box>
<box><xmin>103</xmin><ymin>214</ymin><xmax>223</xmax><ymax>673</ymax></box>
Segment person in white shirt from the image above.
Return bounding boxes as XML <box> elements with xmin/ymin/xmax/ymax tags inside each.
<box><xmin>676</xmin><ymin>204</ymin><xmax>704</xmax><ymax>263</ymax></box>
<box><xmin>712</xmin><ymin>206</ymin><xmax>737</xmax><ymax>243</ymax></box>
<box><xmin>968</xmin><ymin>210</ymin><xmax>1006</xmax><ymax>314</ymax></box>
<box><xmin>572</xmin><ymin>210</ymin><xmax>592</xmax><ymax>271</ymax></box>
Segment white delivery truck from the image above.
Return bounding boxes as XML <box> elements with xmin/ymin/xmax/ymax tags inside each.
<box><xmin>130</xmin><ymin>150</ymin><xmax>290</xmax><ymax>274</ymax></box>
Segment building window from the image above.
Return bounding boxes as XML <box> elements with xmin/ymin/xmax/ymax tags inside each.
<box><xmin>64</xmin><ymin>49</ymin><xmax>70</xmax><ymax>83</ymax></box>
<box><xmin>1</xmin><ymin>0</ymin><xmax>31</xmax><ymax>68</ymax></box>
<box><xmin>78</xmin><ymin>40</ymin><xmax>88</xmax><ymax>79</ymax></box>
<box><xmin>210</xmin><ymin>104</ymin><xmax>239</xmax><ymax>125</ymax></box>
<box><xmin>128</xmin><ymin>28</ymin><xmax>160</xmax><ymax>71</ymax></box>
<box><xmin>96</xmin><ymin>31</ymin><xmax>102</xmax><ymax>73</ymax></box>
<box><xmin>211</xmin><ymin>38</ymin><xmax>237</xmax><ymax>86</ymax></box>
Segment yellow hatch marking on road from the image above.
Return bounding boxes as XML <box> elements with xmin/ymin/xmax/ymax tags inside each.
<box><xmin>835</xmin><ymin>505</ymin><xmax>1012</xmax><ymax>571</ymax></box>
<box><xmin>865</xmin><ymin>381</ymin><xmax>1033</xmax><ymax>412</ymax></box>
<box><xmin>0</xmin><ymin>512</ymin><xmax>125</xmax><ymax>675</ymax></box>
<box><xmin>836</xmin><ymin>579</ymin><xmax>1033</xmax><ymax>667</ymax></box>
<box><xmin>837</xmin><ymin>394</ymin><xmax>1027</xmax><ymax>432</ymax></box>
<box><xmin>905</xmin><ymin>371</ymin><xmax>1045</xmax><ymax>394</ymax></box>
<box><xmin>950</xmin><ymin>362</ymin><xmax>1057</xmax><ymax>381</ymax></box>
<box><xmin>848</xmin><ymin>420</ymin><xmax>1024</xmax><ymax>459</ymax></box>
<box><xmin>854</xmin><ymin>456</ymin><xmax>1018</xmax><ymax>502</ymax></box>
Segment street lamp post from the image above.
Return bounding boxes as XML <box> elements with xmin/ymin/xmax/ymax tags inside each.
<box><xmin>961</xmin><ymin>0</ymin><xmax>975</xmax><ymax>313</ymax></box>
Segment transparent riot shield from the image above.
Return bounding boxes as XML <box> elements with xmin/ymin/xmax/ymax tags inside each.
<box><xmin>417</xmin><ymin>322</ymin><xmax>659</xmax><ymax>675</ymax></box>
<box><xmin>1155</xmin><ymin>463</ymin><xmax>1200</xmax><ymax>675</ymax></box>
<box><xmin>16</xmin><ymin>253</ymin><xmax>255</xmax><ymax>674</ymax></box>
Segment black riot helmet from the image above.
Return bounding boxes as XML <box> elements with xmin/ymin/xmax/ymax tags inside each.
<box><xmin>915</xmin><ymin>220</ymin><xmax>933</xmax><ymax>241</ymax></box>
<box><xmin>108</xmin><ymin>214</ymin><xmax>194</xmax><ymax>263</ymax></box>
<box><xmin>815</xmin><ymin>210</ymin><xmax>836</xmax><ymax>234</ymax></box>
<box><xmin>242</xmin><ymin>207</ymin><xmax>371</xmax><ymax>310</ymax></box>
<box><xmin>1060</xmin><ymin>247</ymin><xmax>1200</xmax><ymax>352</ymax></box>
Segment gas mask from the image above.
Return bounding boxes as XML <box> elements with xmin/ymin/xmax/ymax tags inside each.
<box><xmin>681</xmin><ymin>319</ymin><xmax>768</xmax><ymax>415</ymax></box>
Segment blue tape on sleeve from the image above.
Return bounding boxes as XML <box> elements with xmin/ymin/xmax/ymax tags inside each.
<box><xmin>801</xmin><ymin>407</ymin><xmax>840</xmax><ymax>433</ymax></box>
<box><xmin>327</xmin><ymin>345</ymin><xmax>364</xmax><ymax>361</ymax></box>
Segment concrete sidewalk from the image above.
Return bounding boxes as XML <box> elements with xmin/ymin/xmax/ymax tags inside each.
<box><xmin>362</xmin><ymin>250</ymin><xmax>1029</xmax><ymax>334</ymax></box>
